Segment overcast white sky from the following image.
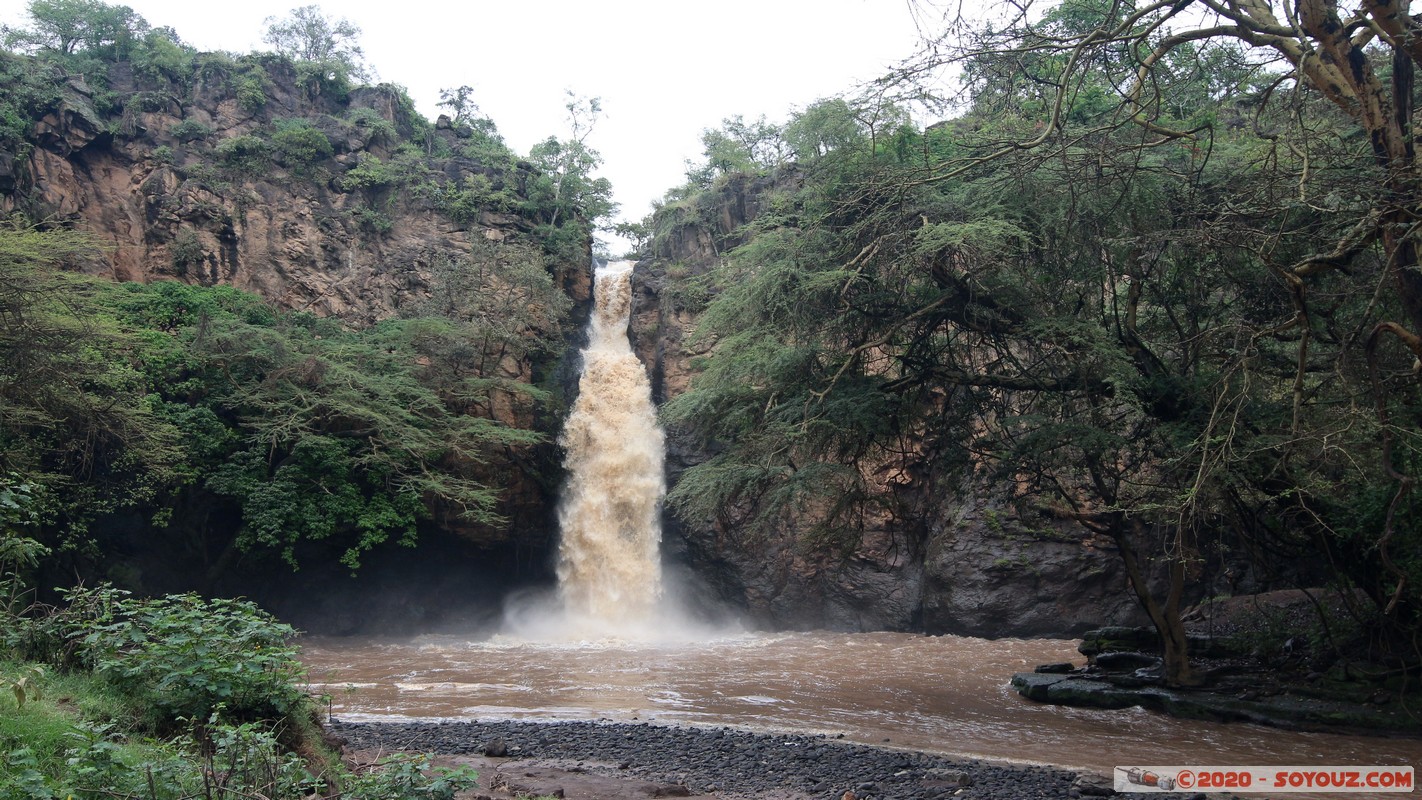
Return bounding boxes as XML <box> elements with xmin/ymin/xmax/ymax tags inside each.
<box><xmin>5</xmin><ymin>0</ymin><xmax>956</xmax><ymax>252</ymax></box>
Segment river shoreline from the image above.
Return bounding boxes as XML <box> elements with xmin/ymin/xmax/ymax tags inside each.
<box><xmin>329</xmin><ymin>718</ymin><xmax>1155</xmax><ymax>800</ymax></box>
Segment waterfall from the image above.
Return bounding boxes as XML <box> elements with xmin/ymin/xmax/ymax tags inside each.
<box><xmin>554</xmin><ymin>260</ymin><xmax>666</xmax><ymax>633</ymax></box>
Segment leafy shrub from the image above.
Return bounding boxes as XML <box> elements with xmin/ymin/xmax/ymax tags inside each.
<box><xmin>339</xmin><ymin>153</ymin><xmax>399</xmax><ymax>190</ymax></box>
<box><xmin>345</xmin><ymin>754</ymin><xmax>478</xmax><ymax>800</ymax></box>
<box><xmin>215</xmin><ymin>134</ymin><xmax>270</xmax><ymax>174</ymax></box>
<box><xmin>352</xmin><ymin>205</ymin><xmax>394</xmax><ymax>234</ymax></box>
<box><xmin>168</xmin><ymin>119</ymin><xmax>212</xmax><ymax>143</ymax></box>
<box><xmin>169</xmin><ymin>228</ymin><xmax>204</xmax><ymax>274</ymax></box>
<box><xmin>75</xmin><ymin>589</ymin><xmax>304</xmax><ymax>728</ymax></box>
<box><xmin>294</xmin><ymin>58</ymin><xmax>353</xmax><ymax>104</ymax></box>
<box><xmin>437</xmin><ymin>174</ymin><xmax>523</xmax><ymax>223</ymax></box>
<box><xmin>271</xmin><ymin>118</ymin><xmax>333</xmax><ymax>168</ymax></box>
<box><xmin>132</xmin><ymin>28</ymin><xmax>194</xmax><ymax>84</ymax></box>
<box><xmin>0</xmin><ymin>52</ymin><xmax>62</xmax><ymax>152</ymax></box>
<box><xmin>345</xmin><ymin>107</ymin><xmax>397</xmax><ymax>145</ymax></box>
<box><xmin>203</xmin><ymin>717</ymin><xmax>320</xmax><ymax>797</ymax></box>
<box><xmin>0</xmin><ymin>474</ymin><xmax>45</xmax><ymax>634</ymax></box>
<box><xmin>129</xmin><ymin>91</ymin><xmax>170</xmax><ymax>113</ymax></box>
<box><xmin>230</xmin><ymin>62</ymin><xmax>272</xmax><ymax>114</ymax></box>
<box><xmin>57</xmin><ymin>721</ymin><xmax>199</xmax><ymax>799</ymax></box>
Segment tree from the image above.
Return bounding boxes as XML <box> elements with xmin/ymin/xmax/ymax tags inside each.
<box><xmin>527</xmin><ymin>91</ymin><xmax>616</xmax><ymax>230</ymax></box>
<box><xmin>437</xmin><ymin>84</ymin><xmax>480</xmax><ymax>125</ymax></box>
<box><xmin>699</xmin><ymin>114</ymin><xmax>788</xmax><ymax>177</ymax></box>
<box><xmin>0</xmin><ymin>224</ymin><xmax>184</xmax><ymax>549</ymax></box>
<box><xmin>261</xmin><ymin>4</ymin><xmax>369</xmax><ymax>83</ymax></box>
<box><xmin>3</xmin><ymin>0</ymin><xmax>147</xmax><ymax>58</ymax></box>
<box><xmin>662</xmin><ymin>0</ymin><xmax>1422</xmax><ymax>691</ymax></box>
<box><xmin>783</xmin><ymin>98</ymin><xmax>866</xmax><ymax>159</ymax></box>
<box><xmin>890</xmin><ymin>0</ymin><xmax>1422</xmax><ymax>682</ymax></box>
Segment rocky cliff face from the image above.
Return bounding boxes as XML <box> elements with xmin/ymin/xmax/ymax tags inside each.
<box><xmin>4</xmin><ymin>57</ymin><xmax>590</xmax><ymax>321</ymax></box>
<box><xmin>634</xmin><ymin>174</ymin><xmax>1153</xmax><ymax>638</ymax></box>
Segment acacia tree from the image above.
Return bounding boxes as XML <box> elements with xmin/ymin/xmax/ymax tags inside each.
<box><xmin>660</xmin><ymin>0</ymin><xmax>1421</xmax><ymax>689</ymax></box>
<box><xmin>881</xmin><ymin>0</ymin><xmax>1422</xmax><ymax>680</ymax></box>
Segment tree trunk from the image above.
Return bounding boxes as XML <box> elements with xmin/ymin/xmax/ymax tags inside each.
<box><xmin>1108</xmin><ymin>516</ymin><xmax>1201</xmax><ymax>687</ymax></box>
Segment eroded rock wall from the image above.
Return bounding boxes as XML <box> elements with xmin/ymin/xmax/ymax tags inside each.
<box><xmin>635</xmin><ymin>174</ymin><xmax>1149</xmax><ymax>638</ymax></box>
<box><xmin>5</xmin><ymin>60</ymin><xmax>591</xmax><ymax>322</ymax></box>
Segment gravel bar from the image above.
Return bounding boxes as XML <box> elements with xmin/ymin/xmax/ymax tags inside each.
<box><xmin>329</xmin><ymin>719</ymin><xmax>1162</xmax><ymax>800</ymax></box>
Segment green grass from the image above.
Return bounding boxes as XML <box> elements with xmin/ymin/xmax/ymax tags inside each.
<box><xmin>0</xmin><ymin>659</ymin><xmax>192</xmax><ymax>795</ymax></box>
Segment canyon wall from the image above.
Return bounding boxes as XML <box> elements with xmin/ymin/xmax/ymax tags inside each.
<box><xmin>633</xmin><ymin>174</ymin><xmax>1166</xmax><ymax>637</ymax></box>
<box><xmin>4</xmin><ymin>58</ymin><xmax>590</xmax><ymax>320</ymax></box>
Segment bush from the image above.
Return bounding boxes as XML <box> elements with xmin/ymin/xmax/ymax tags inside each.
<box><xmin>345</xmin><ymin>107</ymin><xmax>397</xmax><ymax>145</ymax></box>
<box><xmin>230</xmin><ymin>62</ymin><xmax>272</xmax><ymax>114</ymax></box>
<box><xmin>339</xmin><ymin>153</ymin><xmax>400</xmax><ymax>190</ymax></box>
<box><xmin>203</xmin><ymin>718</ymin><xmax>320</xmax><ymax>797</ymax></box>
<box><xmin>271</xmin><ymin>118</ymin><xmax>333</xmax><ymax>168</ymax></box>
<box><xmin>74</xmin><ymin>589</ymin><xmax>304</xmax><ymax>729</ymax></box>
<box><xmin>345</xmin><ymin>754</ymin><xmax>478</xmax><ymax>800</ymax></box>
<box><xmin>215</xmin><ymin>134</ymin><xmax>270</xmax><ymax>174</ymax></box>
<box><xmin>168</xmin><ymin>119</ymin><xmax>212</xmax><ymax>143</ymax></box>
<box><xmin>169</xmin><ymin>228</ymin><xmax>205</xmax><ymax>274</ymax></box>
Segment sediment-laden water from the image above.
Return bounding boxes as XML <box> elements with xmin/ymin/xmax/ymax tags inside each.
<box><xmin>302</xmin><ymin>630</ymin><xmax>1422</xmax><ymax>777</ymax></box>
<box><xmin>549</xmin><ymin>260</ymin><xmax>666</xmax><ymax>635</ymax></box>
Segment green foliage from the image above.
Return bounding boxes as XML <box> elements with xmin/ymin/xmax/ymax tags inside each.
<box><xmin>783</xmin><ymin>98</ymin><xmax>865</xmax><ymax>159</ymax></box>
<box><xmin>436</xmin><ymin>84</ymin><xmax>480</xmax><ymax>125</ymax></box>
<box><xmin>197</xmin><ymin>716</ymin><xmax>318</xmax><ymax>796</ymax></box>
<box><xmin>340</xmin><ymin>142</ymin><xmax>433</xmax><ymax>188</ymax></box>
<box><xmin>262</xmin><ymin>4</ymin><xmax>369</xmax><ymax>85</ymax></box>
<box><xmin>168</xmin><ymin>227</ymin><xmax>204</xmax><ymax>274</ymax></box>
<box><xmin>0</xmin><ymin>224</ymin><xmax>184</xmax><ymax>548</ymax></box>
<box><xmin>344</xmin><ymin>754</ymin><xmax>478</xmax><ymax>800</ymax></box>
<box><xmin>351</xmin><ymin>203</ymin><xmax>394</xmax><ymax>234</ymax></box>
<box><xmin>129</xmin><ymin>25</ymin><xmax>193</xmax><ymax>84</ymax></box>
<box><xmin>339</xmin><ymin>152</ymin><xmax>401</xmax><ymax>189</ymax></box>
<box><xmin>4</xmin><ymin>0</ymin><xmax>148</xmax><ymax>59</ymax></box>
<box><xmin>344</xmin><ymin>106</ymin><xmax>396</xmax><ymax>144</ymax></box>
<box><xmin>0</xmin><ymin>701</ymin><xmax>189</xmax><ymax>800</ymax></box>
<box><xmin>75</xmin><ymin>588</ymin><xmax>304</xmax><ymax>727</ymax></box>
<box><xmin>0</xmin><ymin>473</ymin><xmax>47</xmax><ymax>621</ymax></box>
<box><xmin>524</xmin><ymin>92</ymin><xmax>616</xmax><ymax>230</ymax></box>
<box><xmin>0</xmin><ymin>658</ymin><xmax>324</xmax><ymax>799</ymax></box>
<box><xmin>652</xmin><ymin>0</ymin><xmax>1422</xmax><ymax>677</ymax></box>
<box><xmin>270</xmin><ymin>117</ymin><xmax>333</xmax><ymax>168</ymax></box>
<box><xmin>0</xmin><ymin>51</ymin><xmax>62</xmax><ymax>153</ymax></box>
<box><xmin>438</xmin><ymin>173</ymin><xmax>522</xmax><ymax>221</ymax></box>
<box><xmin>1</xmin><ymin>221</ymin><xmax>564</xmax><ymax>580</ymax></box>
<box><xmin>167</xmin><ymin>118</ymin><xmax>211</xmax><ymax>142</ymax></box>
<box><xmin>155</xmin><ymin>294</ymin><xmax>543</xmax><ymax>570</ymax></box>
<box><xmin>230</xmin><ymin>60</ymin><xmax>271</xmax><ymax>114</ymax></box>
<box><xmin>215</xmin><ymin>133</ymin><xmax>270</xmax><ymax>173</ymax></box>
<box><xmin>698</xmin><ymin>114</ymin><xmax>786</xmax><ymax>178</ymax></box>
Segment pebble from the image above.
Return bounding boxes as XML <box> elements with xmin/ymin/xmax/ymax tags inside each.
<box><xmin>329</xmin><ymin>719</ymin><xmax>1163</xmax><ymax>799</ymax></box>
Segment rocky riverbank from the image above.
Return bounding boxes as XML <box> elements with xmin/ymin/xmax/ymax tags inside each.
<box><xmin>330</xmin><ymin>719</ymin><xmax>1156</xmax><ymax>800</ymax></box>
<box><xmin>1011</xmin><ymin>592</ymin><xmax>1422</xmax><ymax>737</ymax></box>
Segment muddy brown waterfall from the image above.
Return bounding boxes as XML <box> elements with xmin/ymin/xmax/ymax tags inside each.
<box><xmin>555</xmin><ymin>260</ymin><xmax>666</xmax><ymax>634</ymax></box>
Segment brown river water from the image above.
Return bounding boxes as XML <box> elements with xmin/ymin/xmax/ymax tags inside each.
<box><xmin>300</xmin><ymin>630</ymin><xmax>1422</xmax><ymax>777</ymax></box>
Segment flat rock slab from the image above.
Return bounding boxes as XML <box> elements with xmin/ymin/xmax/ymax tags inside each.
<box><xmin>1011</xmin><ymin>673</ymin><xmax>1422</xmax><ymax>734</ymax></box>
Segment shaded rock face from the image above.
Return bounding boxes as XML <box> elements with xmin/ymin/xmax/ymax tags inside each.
<box><xmin>634</xmin><ymin>175</ymin><xmax>1149</xmax><ymax>638</ymax></box>
<box><xmin>5</xmin><ymin>62</ymin><xmax>591</xmax><ymax>323</ymax></box>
